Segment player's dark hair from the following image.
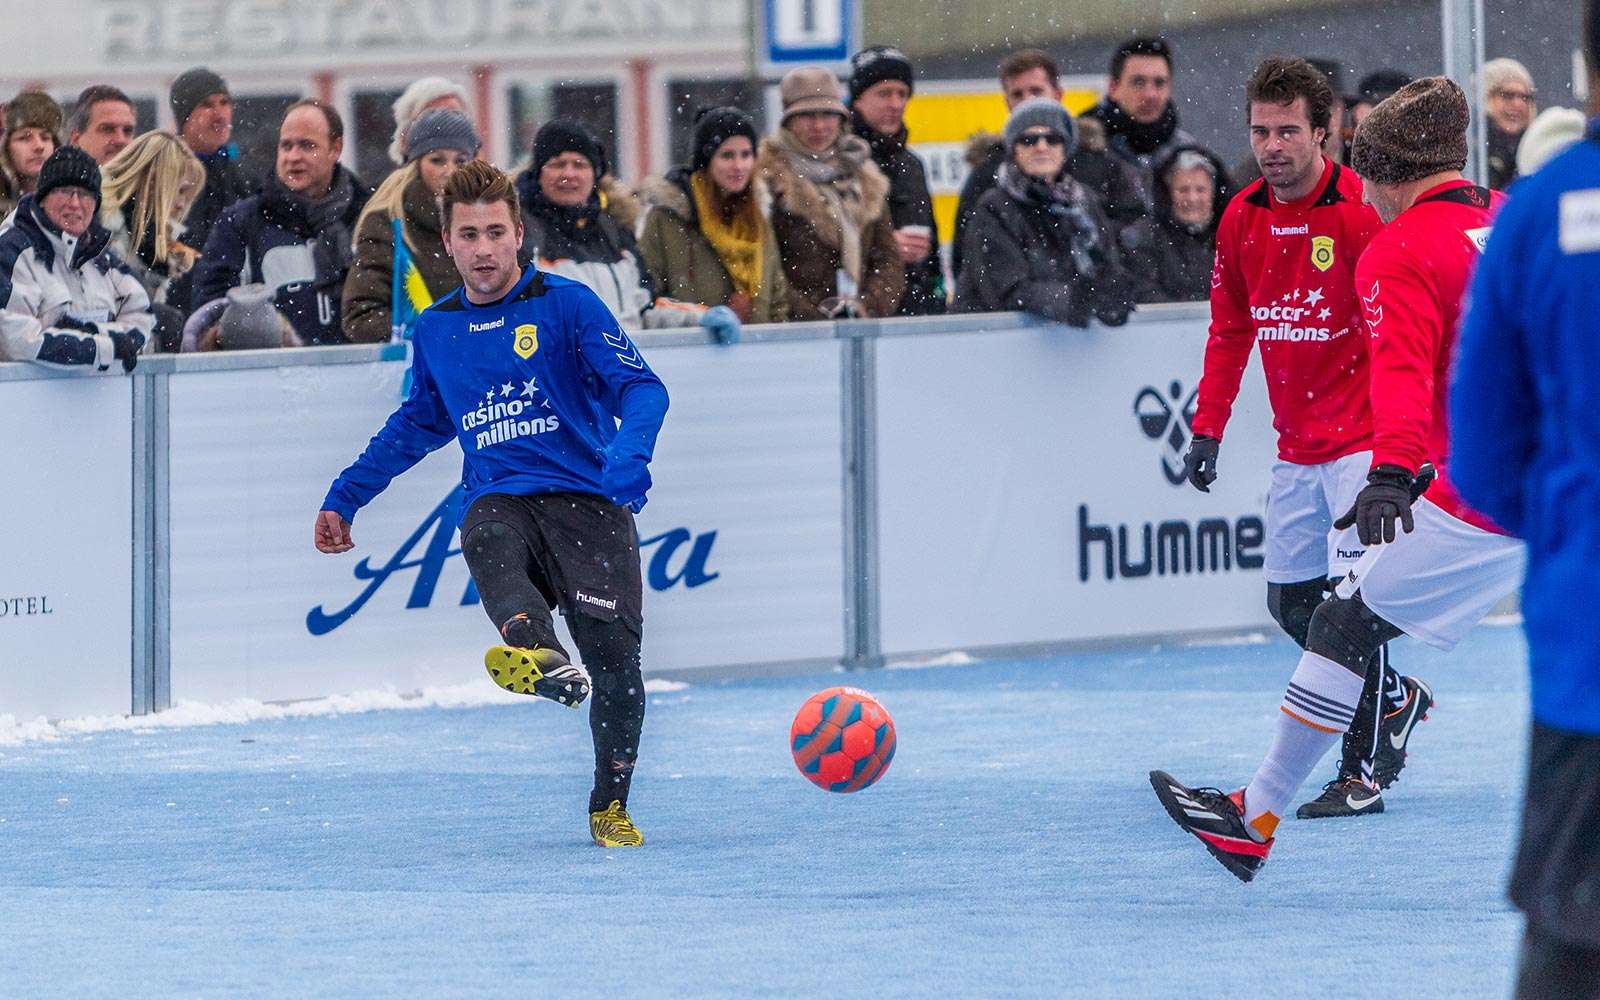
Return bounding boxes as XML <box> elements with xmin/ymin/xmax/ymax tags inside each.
<box><xmin>69</xmin><ymin>85</ymin><xmax>134</xmax><ymax>136</ymax></box>
<box><xmin>1245</xmin><ymin>56</ymin><xmax>1334</xmax><ymax>133</ymax></box>
<box><xmin>442</xmin><ymin>159</ymin><xmax>521</xmax><ymax>229</ymax></box>
<box><xmin>1111</xmin><ymin>37</ymin><xmax>1173</xmax><ymax>81</ymax></box>
<box><xmin>998</xmin><ymin>49</ymin><xmax>1059</xmax><ymax>88</ymax></box>
<box><xmin>284</xmin><ymin>98</ymin><xmax>344</xmax><ymax>143</ymax></box>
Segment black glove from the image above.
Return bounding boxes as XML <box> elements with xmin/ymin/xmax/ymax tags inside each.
<box><xmin>1182</xmin><ymin>435</ymin><xmax>1220</xmax><ymax>492</ymax></box>
<box><xmin>107</xmin><ymin>330</ymin><xmax>145</xmax><ymax>373</ymax></box>
<box><xmin>54</xmin><ymin>315</ymin><xmax>101</xmax><ymax>335</ymax></box>
<box><xmin>1333</xmin><ymin>464</ymin><xmax>1416</xmax><ymax>546</ymax></box>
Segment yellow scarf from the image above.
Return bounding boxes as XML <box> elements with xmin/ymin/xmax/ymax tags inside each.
<box><xmin>690</xmin><ymin>170</ymin><xmax>765</xmax><ymax>299</ymax></box>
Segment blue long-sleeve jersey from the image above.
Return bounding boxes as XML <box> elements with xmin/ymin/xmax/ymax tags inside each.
<box><xmin>323</xmin><ymin>266</ymin><xmax>668</xmax><ymax>524</ymax></box>
<box><xmin>1452</xmin><ymin>128</ymin><xmax>1600</xmax><ymax>735</ymax></box>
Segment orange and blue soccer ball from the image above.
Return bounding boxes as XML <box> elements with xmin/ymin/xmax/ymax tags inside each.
<box><xmin>790</xmin><ymin>687</ymin><xmax>896</xmax><ymax>792</ymax></box>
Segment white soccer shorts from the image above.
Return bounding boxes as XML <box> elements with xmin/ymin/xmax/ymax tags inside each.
<box><xmin>1348</xmin><ymin>497</ymin><xmax>1526</xmax><ymax>651</ymax></box>
<box><xmin>1263</xmin><ymin>450</ymin><xmax>1371</xmax><ymax>584</ymax></box>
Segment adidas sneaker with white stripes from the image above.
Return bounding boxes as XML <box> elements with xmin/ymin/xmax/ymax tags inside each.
<box><xmin>1149</xmin><ymin>770</ymin><xmax>1274</xmax><ymax>882</ymax></box>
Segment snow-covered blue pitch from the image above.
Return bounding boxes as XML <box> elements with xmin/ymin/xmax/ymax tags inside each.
<box><xmin>0</xmin><ymin>624</ymin><xmax>1528</xmax><ymax>998</ymax></box>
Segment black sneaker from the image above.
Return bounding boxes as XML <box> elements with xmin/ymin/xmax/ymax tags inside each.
<box><xmin>1149</xmin><ymin>770</ymin><xmax>1273</xmax><ymax>883</ymax></box>
<box><xmin>1374</xmin><ymin>676</ymin><xmax>1434</xmax><ymax>789</ymax></box>
<box><xmin>1295</xmin><ymin>777</ymin><xmax>1385</xmax><ymax>819</ymax></box>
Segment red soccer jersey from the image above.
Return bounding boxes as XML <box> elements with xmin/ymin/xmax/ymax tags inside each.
<box><xmin>1194</xmin><ymin>158</ymin><xmax>1386</xmax><ymax>464</ymax></box>
<box><xmin>1355</xmin><ymin>178</ymin><xmax>1505</xmax><ymax>533</ymax></box>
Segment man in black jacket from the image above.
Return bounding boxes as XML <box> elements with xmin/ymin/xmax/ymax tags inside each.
<box><xmin>168</xmin><ymin>67</ymin><xmax>255</xmax><ymax>317</ymax></box>
<box><xmin>192</xmin><ymin>100</ymin><xmax>370</xmax><ymax>345</ymax></box>
<box><xmin>848</xmin><ymin>46</ymin><xmax>945</xmax><ymax>315</ymax></box>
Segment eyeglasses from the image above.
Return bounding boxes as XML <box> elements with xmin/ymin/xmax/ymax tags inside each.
<box><xmin>1491</xmin><ymin>89</ymin><xmax>1535</xmax><ymax>104</ymax></box>
<box><xmin>1017</xmin><ymin>133</ymin><xmax>1066</xmax><ymax>148</ymax></box>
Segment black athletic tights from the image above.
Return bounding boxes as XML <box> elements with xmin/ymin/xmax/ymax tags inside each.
<box><xmin>461</xmin><ymin>519</ymin><xmax>646</xmax><ymax>814</ymax></box>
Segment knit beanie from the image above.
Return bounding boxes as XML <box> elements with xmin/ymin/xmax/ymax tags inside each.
<box><xmin>388</xmin><ymin>77</ymin><xmax>471</xmax><ymax>164</ymax></box>
<box><xmin>848</xmin><ymin>46</ymin><xmax>914</xmax><ymax>101</ymax></box>
<box><xmin>532</xmin><ymin>119</ymin><xmax>607</xmax><ymax>178</ymax></box>
<box><xmin>780</xmin><ymin>67</ymin><xmax>848</xmax><ymax>123</ymax></box>
<box><xmin>690</xmin><ymin>106</ymin><xmax>758</xmax><ymax>173</ymax></box>
<box><xmin>1350</xmin><ymin>76</ymin><xmax>1469</xmax><ymax>185</ymax></box>
<box><xmin>1003</xmin><ymin>97</ymin><xmax>1078</xmax><ymax>159</ymax></box>
<box><xmin>4</xmin><ymin>91</ymin><xmax>64</xmax><ymax>139</ymax></box>
<box><xmin>404</xmin><ymin>108</ymin><xmax>480</xmax><ymax>162</ymax></box>
<box><xmin>35</xmin><ymin>145</ymin><xmax>101</xmax><ymax>208</ymax></box>
<box><xmin>169</xmin><ymin>67</ymin><xmax>229</xmax><ymax>129</ymax></box>
<box><xmin>216</xmin><ymin>284</ymin><xmax>284</xmax><ymax>351</ymax></box>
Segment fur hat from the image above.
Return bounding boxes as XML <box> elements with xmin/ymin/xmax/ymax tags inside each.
<box><xmin>403</xmin><ymin>108</ymin><xmax>479</xmax><ymax>162</ymax></box>
<box><xmin>4</xmin><ymin>91</ymin><xmax>64</xmax><ymax>139</ymax></box>
<box><xmin>848</xmin><ymin>46</ymin><xmax>914</xmax><ymax>101</ymax></box>
<box><xmin>1003</xmin><ymin>97</ymin><xmax>1078</xmax><ymax>159</ymax></box>
<box><xmin>1350</xmin><ymin>76</ymin><xmax>1468</xmax><ymax>185</ymax></box>
<box><xmin>531</xmin><ymin>118</ymin><xmax>607</xmax><ymax>178</ymax></box>
<box><xmin>169</xmin><ymin>68</ymin><xmax>228</xmax><ymax>130</ymax></box>
<box><xmin>780</xmin><ymin>67</ymin><xmax>847</xmax><ymax>123</ymax></box>
<box><xmin>35</xmin><ymin>145</ymin><xmax>101</xmax><ymax>208</ymax></box>
<box><xmin>690</xmin><ymin>106</ymin><xmax>758</xmax><ymax>173</ymax></box>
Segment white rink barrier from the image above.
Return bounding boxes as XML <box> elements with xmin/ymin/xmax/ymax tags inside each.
<box><xmin>0</xmin><ymin>304</ymin><xmax>1281</xmax><ymax>718</ymax></box>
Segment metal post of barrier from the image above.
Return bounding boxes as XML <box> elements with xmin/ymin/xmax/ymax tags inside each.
<box><xmin>130</xmin><ymin>371</ymin><xmax>156</xmax><ymax>716</ymax></box>
<box><xmin>152</xmin><ymin>370</ymin><xmax>172</xmax><ymax>712</ymax></box>
<box><xmin>839</xmin><ymin>318</ymin><xmax>884</xmax><ymax>671</ymax></box>
<box><xmin>1441</xmin><ymin>0</ymin><xmax>1488</xmax><ymax>187</ymax></box>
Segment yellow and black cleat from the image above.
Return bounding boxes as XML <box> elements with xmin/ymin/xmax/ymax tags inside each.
<box><xmin>484</xmin><ymin>645</ymin><xmax>589</xmax><ymax>707</ymax></box>
<box><xmin>589</xmin><ymin>800</ymin><xmax>645</xmax><ymax>848</ymax></box>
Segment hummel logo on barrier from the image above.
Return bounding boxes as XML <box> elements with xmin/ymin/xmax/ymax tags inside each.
<box><xmin>603</xmin><ymin>329</ymin><xmax>645</xmax><ymax>370</ymax></box>
<box><xmin>1134</xmin><ymin>379</ymin><xmax>1199</xmax><ymax>487</ymax></box>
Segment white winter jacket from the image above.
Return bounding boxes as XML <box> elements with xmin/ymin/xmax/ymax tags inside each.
<box><xmin>0</xmin><ymin>196</ymin><xmax>154</xmax><ymax>371</ymax></box>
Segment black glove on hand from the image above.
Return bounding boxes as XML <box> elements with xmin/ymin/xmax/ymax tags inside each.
<box><xmin>1334</xmin><ymin>464</ymin><xmax>1416</xmax><ymax>546</ymax></box>
<box><xmin>1182</xmin><ymin>435</ymin><xmax>1220</xmax><ymax>492</ymax></box>
<box><xmin>107</xmin><ymin>330</ymin><xmax>145</xmax><ymax>373</ymax></box>
<box><xmin>1092</xmin><ymin>272</ymin><xmax>1134</xmax><ymax>327</ymax></box>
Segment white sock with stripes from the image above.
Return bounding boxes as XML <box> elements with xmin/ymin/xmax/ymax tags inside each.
<box><xmin>1243</xmin><ymin>651</ymin><xmax>1366</xmax><ymax>841</ymax></box>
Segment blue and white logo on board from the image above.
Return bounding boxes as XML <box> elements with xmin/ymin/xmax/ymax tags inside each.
<box><xmin>762</xmin><ymin>0</ymin><xmax>857</xmax><ymax>72</ymax></box>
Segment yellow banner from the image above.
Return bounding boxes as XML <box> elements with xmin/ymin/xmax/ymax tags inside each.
<box><xmin>902</xmin><ymin>88</ymin><xmax>1100</xmax><ymax>243</ymax></box>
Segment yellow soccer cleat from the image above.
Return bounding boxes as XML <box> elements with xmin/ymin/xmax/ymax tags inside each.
<box><xmin>484</xmin><ymin>645</ymin><xmax>589</xmax><ymax>707</ymax></box>
<box><xmin>590</xmin><ymin>800</ymin><xmax>645</xmax><ymax>848</ymax></box>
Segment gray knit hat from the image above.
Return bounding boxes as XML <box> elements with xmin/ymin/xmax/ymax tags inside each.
<box><xmin>1351</xmin><ymin>76</ymin><xmax>1469</xmax><ymax>185</ymax></box>
<box><xmin>403</xmin><ymin>108</ymin><xmax>480</xmax><ymax>162</ymax></box>
<box><xmin>780</xmin><ymin>67</ymin><xmax>847</xmax><ymax>122</ymax></box>
<box><xmin>1003</xmin><ymin>97</ymin><xmax>1077</xmax><ymax>159</ymax></box>
<box><xmin>217</xmin><ymin>284</ymin><xmax>284</xmax><ymax>351</ymax></box>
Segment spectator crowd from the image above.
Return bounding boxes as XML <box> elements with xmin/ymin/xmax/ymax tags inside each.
<box><xmin>0</xmin><ymin>38</ymin><xmax>1575</xmax><ymax>373</ymax></box>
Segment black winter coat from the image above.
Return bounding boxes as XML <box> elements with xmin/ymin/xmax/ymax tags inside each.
<box><xmin>166</xmin><ymin>149</ymin><xmax>254</xmax><ymax>316</ymax></box>
<box><xmin>854</xmin><ymin>114</ymin><xmax>945</xmax><ymax>315</ymax></box>
<box><xmin>1120</xmin><ymin>144</ymin><xmax>1230</xmax><ymax>303</ymax></box>
<box><xmin>954</xmin><ymin>167</ymin><xmax>1134</xmax><ymax>327</ymax></box>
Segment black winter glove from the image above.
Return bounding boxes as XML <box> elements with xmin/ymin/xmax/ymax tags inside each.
<box><xmin>54</xmin><ymin>315</ymin><xmax>100</xmax><ymax>335</ymax></box>
<box><xmin>107</xmin><ymin>330</ymin><xmax>145</xmax><ymax>373</ymax></box>
<box><xmin>1093</xmin><ymin>272</ymin><xmax>1134</xmax><ymax>327</ymax></box>
<box><xmin>1182</xmin><ymin>434</ymin><xmax>1220</xmax><ymax>492</ymax></box>
<box><xmin>1333</xmin><ymin>465</ymin><xmax>1416</xmax><ymax>545</ymax></box>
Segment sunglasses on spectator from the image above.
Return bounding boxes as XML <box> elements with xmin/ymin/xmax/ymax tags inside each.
<box><xmin>1018</xmin><ymin>132</ymin><xmax>1066</xmax><ymax>147</ymax></box>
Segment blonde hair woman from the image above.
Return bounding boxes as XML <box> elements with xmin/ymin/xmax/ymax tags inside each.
<box><xmin>99</xmin><ymin>131</ymin><xmax>205</xmax><ymax>318</ymax></box>
<box><xmin>342</xmin><ymin>108</ymin><xmax>479</xmax><ymax>343</ymax></box>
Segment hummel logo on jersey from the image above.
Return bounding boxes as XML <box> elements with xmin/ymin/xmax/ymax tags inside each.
<box><xmin>1362</xmin><ymin>282</ymin><xmax>1384</xmax><ymax>332</ymax></box>
<box><xmin>469</xmin><ymin>317</ymin><xmax>506</xmax><ymax>332</ymax></box>
<box><xmin>602</xmin><ymin>329</ymin><xmax>645</xmax><ymax>370</ymax></box>
<box><xmin>1271</xmin><ymin>223</ymin><xmax>1309</xmax><ymax>236</ymax></box>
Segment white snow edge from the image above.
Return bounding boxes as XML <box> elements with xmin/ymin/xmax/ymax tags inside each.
<box><xmin>0</xmin><ymin>677</ymin><xmax>689</xmax><ymax>747</ymax></box>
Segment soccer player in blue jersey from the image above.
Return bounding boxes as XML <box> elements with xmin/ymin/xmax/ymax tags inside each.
<box><xmin>314</xmin><ymin>161</ymin><xmax>669</xmax><ymax>848</ymax></box>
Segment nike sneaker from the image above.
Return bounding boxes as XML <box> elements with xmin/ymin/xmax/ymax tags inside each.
<box><xmin>484</xmin><ymin>644</ymin><xmax>589</xmax><ymax>707</ymax></box>
<box><xmin>1149</xmin><ymin>770</ymin><xmax>1272</xmax><ymax>882</ymax></box>
<box><xmin>1374</xmin><ymin>676</ymin><xmax>1434</xmax><ymax>789</ymax></box>
<box><xmin>590</xmin><ymin>800</ymin><xmax>644</xmax><ymax>848</ymax></box>
<box><xmin>1295</xmin><ymin>777</ymin><xmax>1385</xmax><ymax>819</ymax></box>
